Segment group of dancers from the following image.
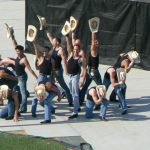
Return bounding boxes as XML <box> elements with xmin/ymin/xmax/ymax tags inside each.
<box><xmin>0</xmin><ymin>16</ymin><xmax>140</xmax><ymax>123</ymax></box>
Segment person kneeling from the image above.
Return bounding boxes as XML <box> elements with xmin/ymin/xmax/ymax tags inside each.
<box><xmin>85</xmin><ymin>85</ymin><xmax>108</xmax><ymax>121</ymax></box>
<box><xmin>32</xmin><ymin>84</ymin><xmax>57</xmax><ymax>124</ymax></box>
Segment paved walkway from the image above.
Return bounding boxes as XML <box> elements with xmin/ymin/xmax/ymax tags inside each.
<box><xmin>0</xmin><ymin>1</ymin><xmax>150</xmax><ymax>150</ymax></box>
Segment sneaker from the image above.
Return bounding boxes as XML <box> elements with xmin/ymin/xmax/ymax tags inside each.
<box><xmin>99</xmin><ymin>116</ymin><xmax>108</xmax><ymax>121</ymax></box>
<box><xmin>68</xmin><ymin>102</ymin><xmax>73</xmax><ymax>107</ymax></box>
<box><xmin>32</xmin><ymin>113</ymin><xmax>37</xmax><ymax>118</ymax></box>
<box><xmin>110</xmin><ymin>99</ymin><xmax>119</xmax><ymax>102</ymax></box>
<box><xmin>68</xmin><ymin>113</ymin><xmax>78</xmax><ymax>119</ymax></box>
<box><xmin>122</xmin><ymin>109</ymin><xmax>127</xmax><ymax>115</ymax></box>
<box><xmin>5</xmin><ymin>116</ymin><xmax>13</xmax><ymax>120</ymax></box>
<box><xmin>40</xmin><ymin>120</ymin><xmax>51</xmax><ymax>124</ymax></box>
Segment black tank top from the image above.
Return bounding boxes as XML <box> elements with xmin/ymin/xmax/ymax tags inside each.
<box><xmin>0</xmin><ymin>67</ymin><xmax>17</xmax><ymax>89</ymax></box>
<box><xmin>113</xmin><ymin>54</ymin><xmax>130</xmax><ymax>69</ymax></box>
<box><xmin>15</xmin><ymin>57</ymin><xmax>26</xmax><ymax>76</ymax></box>
<box><xmin>51</xmin><ymin>48</ymin><xmax>62</xmax><ymax>70</ymax></box>
<box><xmin>39</xmin><ymin>57</ymin><xmax>52</xmax><ymax>75</ymax></box>
<box><xmin>104</xmin><ymin>67</ymin><xmax>118</xmax><ymax>82</ymax></box>
<box><xmin>67</xmin><ymin>56</ymin><xmax>80</xmax><ymax>75</ymax></box>
<box><xmin>87</xmin><ymin>87</ymin><xmax>96</xmax><ymax>102</ymax></box>
<box><xmin>88</xmin><ymin>53</ymin><xmax>99</xmax><ymax>69</ymax></box>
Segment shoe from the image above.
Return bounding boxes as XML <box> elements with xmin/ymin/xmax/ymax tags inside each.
<box><xmin>32</xmin><ymin>113</ymin><xmax>37</xmax><ymax>118</ymax></box>
<box><xmin>19</xmin><ymin>110</ymin><xmax>27</xmax><ymax>113</ymax></box>
<box><xmin>78</xmin><ymin>108</ymin><xmax>81</xmax><ymax>112</ymax></box>
<box><xmin>5</xmin><ymin>116</ymin><xmax>13</xmax><ymax>120</ymax></box>
<box><xmin>40</xmin><ymin>120</ymin><xmax>51</xmax><ymax>124</ymax></box>
<box><xmin>99</xmin><ymin>116</ymin><xmax>108</xmax><ymax>121</ymax></box>
<box><xmin>110</xmin><ymin>99</ymin><xmax>119</xmax><ymax>102</ymax></box>
<box><xmin>68</xmin><ymin>113</ymin><xmax>78</xmax><ymax>119</ymax></box>
<box><xmin>68</xmin><ymin>102</ymin><xmax>73</xmax><ymax>107</ymax></box>
<box><xmin>122</xmin><ymin>109</ymin><xmax>127</xmax><ymax>115</ymax></box>
<box><xmin>51</xmin><ymin>108</ymin><xmax>55</xmax><ymax>114</ymax></box>
<box><xmin>94</xmin><ymin>105</ymin><xmax>101</xmax><ymax>111</ymax></box>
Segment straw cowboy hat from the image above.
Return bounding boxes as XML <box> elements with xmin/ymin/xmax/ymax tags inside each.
<box><xmin>26</xmin><ymin>25</ymin><xmax>37</xmax><ymax>42</ymax></box>
<box><xmin>70</xmin><ymin>16</ymin><xmax>78</xmax><ymax>31</ymax></box>
<box><xmin>128</xmin><ymin>51</ymin><xmax>140</xmax><ymax>64</ymax></box>
<box><xmin>0</xmin><ymin>85</ymin><xmax>9</xmax><ymax>100</ymax></box>
<box><xmin>61</xmin><ymin>21</ymin><xmax>71</xmax><ymax>36</ymax></box>
<box><xmin>5</xmin><ymin>23</ymin><xmax>14</xmax><ymax>38</ymax></box>
<box><xmin>88</xmin><ymin>17</ymin><xmax>100</xmax><ymax>33</ymax></box>
<box><xmin>116</xmin><ymin>68</ymin><xmax>126</xmax><ymax>82</ymax></box>
<box><xmin>35</xmin><ymin>84</ymin><xmax>46</xmax><ymax>98</ymax></box>
<box><xmin>96</xmin><ymin>85</ymin><xmax>106</xmax><ymax>98</ymax></box>
<box><xmin>37</xmin><ymin>15</ymin><xmax>46</xmax><ymax>30</ymax></box>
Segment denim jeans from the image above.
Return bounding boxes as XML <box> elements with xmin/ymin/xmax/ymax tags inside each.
<box><xmin>18</xmin><ymin>72</ymin><xmax>28</xmax><ymax>112</ymax></box>
<box><xmin>31</xmin><ymin>92</ymin><xmax>56</xmax><ymax>120</ymax></box>
<box><xmin>114</xmin><ymin>87</ymin><xmax>127</xmax><ymax>111</ymax></box>
<box><xmin>37</xmin><ymin>74</ymin><xmax>51</xmax><ymax>84</ymax></box>
<box><xmin>85</xmin><ymin>98</ymin><xmax>108</xmax><ymax>118</ymax></box>
<box><xmin>0</xmin><ymin>99</ymin><xmax>15</xmax><ymax>118</ymax></box>
<box><xmin>55</xmin><ymin>68</ymin><xmax>72</xmax><ymax>103</ymax></box>
<box><xmin>66</xmin><ymin>74</ymin><xmax>80</xmax><ymax>114</ymax></box>
<box><xmin>79</xmin><ymin>68</ymin><xmax>102</xmax><ymax>104</ymax></box>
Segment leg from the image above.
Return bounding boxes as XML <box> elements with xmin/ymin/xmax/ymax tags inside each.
<box><xmin>79</xmin><ymin>73</ymin><xmax>92</xmax><ymax>105</ymax></box>
<box><xmin>18</xmin><ymin>73</ymin><xmax>28</xmax><ymax>112</ymax></box>
<box><xmin>85</xmin><ymin>100</ymin><xmax>95</xmax><ymax>119</ymax></box>
<box><xmin>31</xmin><ymin>97</ymin><xmax>38</xmax><ymax>117</ymax></box>
<box><xmin>100</xmin><ymin>98</ymin><xmax>109</xmax><ymax>118</ymax></box>
<box><xmin>55</xmin><ymin>69</ymin><xmax>73</xmax><ymax>104</ymax></box>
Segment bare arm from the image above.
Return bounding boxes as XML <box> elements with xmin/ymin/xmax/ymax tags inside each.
<box><xmin>47</xmin><ymin>32</ymin><xmax>54</xmax><ymax>46</ymax></box>
<box><xmin>110</xmin><ymin>71</ymin><xmax>121</xmax><ymax>87</ymax></box>
<box><xmin>65</xmin><ymin>35</ymin><xmax>73</xmax><ymax>55</ymax></box>
<box><xmin>90</xmin><ymin>32</ymin><xmax>97</xmax><ymax>54</ymax></box>
<box><xmin>24</xmin><ymin>58</ymin><xmax>38</xmax><ymax>79</ymax></box>
<box><xmin>0</xmin><ymin>57</ymin><xmax>15</xmax><ymax>66</ymax></box>
<box><xmin>59</xmin><ymin>48</ymin><xmax>68</xmax><ymax>75</ymax></box>
<box><xmin>0</xmin><ymin>71</ymin><xmax>17</xmax><ymax>81</ymax></box>
<box><xmin>72</xmin><ymin>31</ymin><xmax>77</xmax><ymax>46</ymax></box>
<box><xmin>11</xmin><ymin>34</ymin><xmax>18</xmax><ymax>49</ymax></box>
<box><xmin>32</xmin><ymin>42</ymin><xmax>43</xmax><ymax>59</ymax></box>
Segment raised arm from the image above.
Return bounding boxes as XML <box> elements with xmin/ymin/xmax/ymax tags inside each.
<box><xmin>65</xmin><ymin>34</ymin><xmax>73</xmax><ymax>55</ymax></box>
<box><xmin>47</xmin><ymin>32</ymin><xmax>54</xmax><ymax>46</ymax></box>
<box><xmin>72</xmin><ymin>31</ymin><xmax>77</xmax><ymax>46</ymax></box>
<box><xmin>32</xmin><ymin>41</ymin><xmax>42</xmax><ymax>59</ymax></box>
<box><xmin>90</xmin><ymin>32</ymin><xmax>97</xmax><ymax>53</ymax></box>
<box><xmin>11</xmin><ymin>34</ymin><xmax>18</xmax><ymax>49</ymax></box>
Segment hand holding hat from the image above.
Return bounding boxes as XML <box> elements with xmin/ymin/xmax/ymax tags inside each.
<box><xmin>88</xmin><ymin>17</ymin><xmax>100</xmax><ymax>33</ymax></box>
<box><xmin>37</xmin><ymin>15</ymin><xmax>47</xmax><ymax>30</ymax></box>
<box><xmin>26</xmin><ymin>25</ymin><xmax>37</xmax><ymax>42</ymax></box>
<box><xmin>5</xmin><ymin>23</ymin><xmax>14</xmax><ymax>39</ymax></box>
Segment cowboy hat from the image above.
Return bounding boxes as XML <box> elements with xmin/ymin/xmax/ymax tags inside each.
<box><xmin>128</xmin><ymin>51</ymin><xmax>140</xmax><ymax>64</ymax></box>
<box><xmin>116</xmin><ymin>68</ymin><xmax>126</xmax><ymax>82</ymax></box>
<box><xmin>35</xmin><ymin>84</ymin><xmax>46</xmax><ymax>98</ymax></box>
<box><xmin>88</xmin><ymin>17</ymin><xmax>100</xmax><ymax>33</ymax></box>
<box><xmin>96</xmin><ymin>85</ymin><xmax>106</xmax><ymax>98</ymax></box>
<box><xmin>5</xmin><ymin>23</ymin><xmax>14</xmax><ymax>38</ymax></box>
<box><xmin>0</xmin><ymin>85</ymin><xmax>9</xmax><ymax>100</ymax></box>
<box><xmin>61</xmin><ymin>21</ymin><xmax>71</xmax><ymax>36</ymax></box>
<box><xmin>37</xmin><ymin>15</ymin><xmax>46</xmax><ymax>30</ymax></box>
<box><xmin>70</xmin><ymin>16</ymin><xmax>78</xmax><ymax>31</ymax></box>
<box><xmin>26</xmin><ymin>25</ymin><xmax>37</xmax><ymax>42</ymax></box>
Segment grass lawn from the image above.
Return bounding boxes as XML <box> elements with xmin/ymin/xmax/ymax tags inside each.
<box><xmin>0</xmin><ymin>132</ymin><xmax>68</xmax><ymax>150</ymax></box>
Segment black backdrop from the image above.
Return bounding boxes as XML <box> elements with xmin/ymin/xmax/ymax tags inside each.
<box><xmin>25</xmin><ymin>0</ymin><xmax>150</xmax><ymax>70</ymax></box>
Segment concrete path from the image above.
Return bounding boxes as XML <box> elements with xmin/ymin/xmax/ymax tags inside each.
<box><xmin>0</xmin><ymin>1</ymin><xmax>150</xmax><ymax>150</ymax></box>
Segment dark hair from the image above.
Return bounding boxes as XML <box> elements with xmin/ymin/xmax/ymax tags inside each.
<box><xmin>55</xmin><ymin>37</ymin><xmax>61</xmax><ymax>44</ymax></box>
<box><xmin>15</xmin><ymin>45</ymin><xmax>24</xmax><ymax>51</ymax></box>
<box><xmin>44</xmin><ymin>46</ymin><xmax>50</xmax><ymax>51</ymax></box>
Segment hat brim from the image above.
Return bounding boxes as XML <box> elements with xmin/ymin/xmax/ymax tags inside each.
<box><xmin>5</xmin><ymin>23</ymin><xmax>14</xmax><ymax>39</ymax></box>
<box><xmin>61</xmin><ymin>21</ymin><xmax>71</xmax><ymax>36</ymax></box>
<box><xmin>70</xmin><ymin>16</ymin><xmax>78</xmax><ymax>31</ymax></box>
<box><xmin>37</xmin><ymin>15</ymin><xmax>46</xmax><ymax>30</ymax></box>
<box><xmin>35</xmin><ymin>84</ymin><xmax>46</xmax><ymax>97</ymax></box>
<box><xmin>96</xmin><ymin>85</ymin><xmax>106</xmax><ymax>98</ymax></box>
<box><xmin>116</xmin><ymin>68</ymin><xmax>126</xmax><ymax>82</ymax></box>
<box><xmin>27</xmin><ymin>25</ymin><xmax>37</xmax><ymax>42</ymax></box>
<box><xmin>88</xmin><ymin>17</ymin><xmax>100</xmax><ymax>33</ymax></box>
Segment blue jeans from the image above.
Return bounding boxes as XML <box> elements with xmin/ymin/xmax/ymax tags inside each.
<box><xmin>66</xmin><ymin>74</ymin><xmax>80</xmax><ymax>114</ymax></box>
<box><xmin>18</xmin><ymin>72</ymin><xmax>28</xmax><ymax>112</ymax></box>
<box><xmin>31</xmin><ymin>92</ymin><xmax>56</xmax><ymax>120</ymax></box>
<box><xmin>37</xmin><ymin>74</ymin><xmax>51</xmax><ymax>84</ymax></box>
<box><xmin>55</xmin><ymin>68</ymin><xmax>72</xmax><ymax>103</ymax></box>
<box><xmin>114</xmin><ymin>87</ymin><xmax>127</xmax><ymax>111</ymax></box>
<box><xmin>85</xmin><ymin>98</ymin><xmax>108</xmax><ymax>118</ymax></box>
<box><xmin>0</xmin><ymin>99</ymin><xmax>15</xmax><ymax>118</ymax></box>
<box><xmin>79</xmin><ymin>68</ymin><xmax>102</xmax><ymax>104</ymax></box>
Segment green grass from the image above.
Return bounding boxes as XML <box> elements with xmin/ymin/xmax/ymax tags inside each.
<box><xmin>0</xmin><ymin>132</ymin><xmax>67</xmax><ymax>150</ymax></box>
